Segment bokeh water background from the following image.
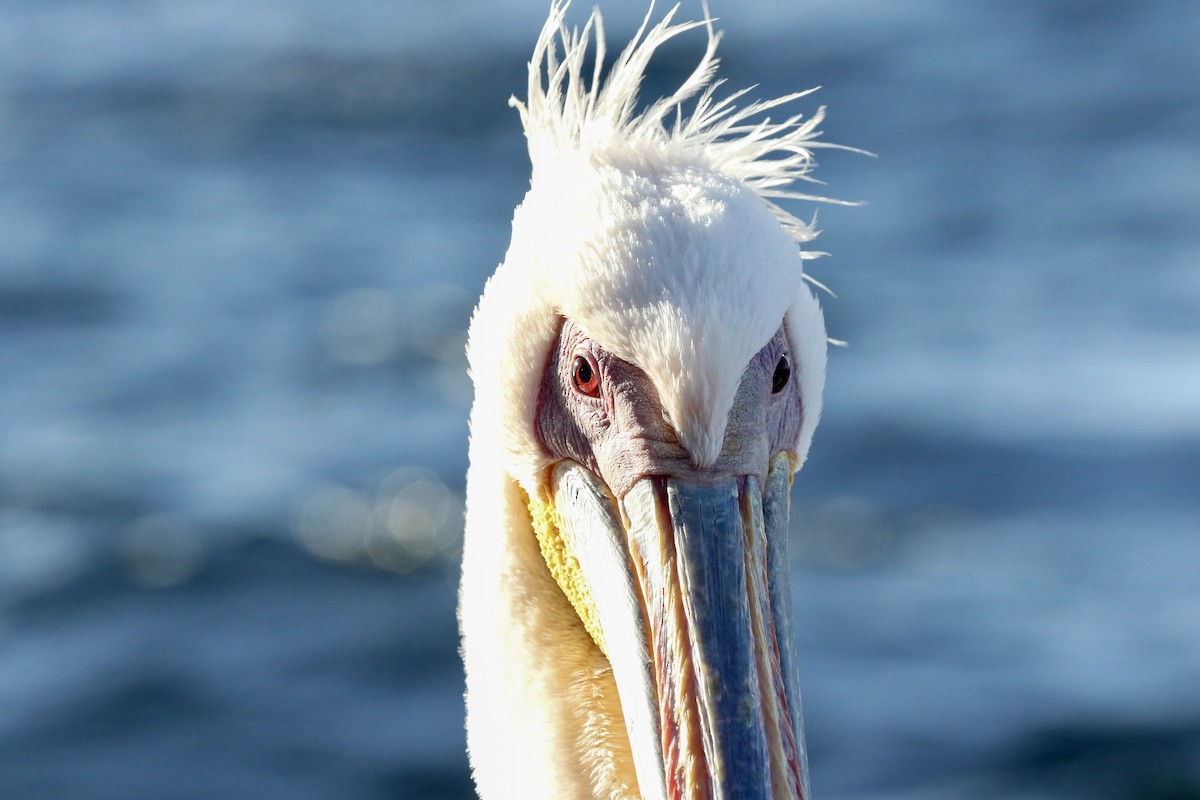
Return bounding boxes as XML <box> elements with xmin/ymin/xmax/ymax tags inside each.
<box><xmin>2</xmin><ymin>1</ymin><xmax>1198</xmax><ymax>798</ymax></box>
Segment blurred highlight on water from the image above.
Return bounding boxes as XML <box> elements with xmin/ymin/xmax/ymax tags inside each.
<box><xmin>2</xmin><ymin>1</ymin><xmax>1198</xmax><ymax>798</ymax></box>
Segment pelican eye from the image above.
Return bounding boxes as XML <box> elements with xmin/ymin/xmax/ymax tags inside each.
<box><xmin>772</xmin><ymin>354</ymin><xmax>792</xmax><ymax>394</ymax></box>
<box><xmin>571</xmin><ymin>356</ymin><xmax>601</xmax><ymax>398</ymax></box>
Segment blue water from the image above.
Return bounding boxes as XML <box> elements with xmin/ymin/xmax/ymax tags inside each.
<box><xmin>2</xmin><ymin>1</ymin><xmax>1198</xmax><ymax>798</ymax></box>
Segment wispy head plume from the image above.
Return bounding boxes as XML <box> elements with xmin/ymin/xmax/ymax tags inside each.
<box><xmin>510</xmin><ymin>1</ymin><xmax>864</xmax><ymax>246</ymax></box>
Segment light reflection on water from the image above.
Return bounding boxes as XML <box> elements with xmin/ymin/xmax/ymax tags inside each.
<box><xmin>294</xmin><ymin>467</ymin><xmax>463</xmax><ymax>574</ymax></box>
<box><xmin>1</xmin><ymin>0</ymin><xmax>1198</xmax><ymax>798</ymax></box>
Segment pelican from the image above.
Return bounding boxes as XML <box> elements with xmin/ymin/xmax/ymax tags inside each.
<box><xmin>460</xmin><ymin>4</ymin><xmax>849</xmax><ymax>798</ymax></box>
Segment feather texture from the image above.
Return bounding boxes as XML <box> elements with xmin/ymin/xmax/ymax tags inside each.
<box><xmin>512</xmin><ymin>1</ymin><xmax>859</xmax><ymax>246</ymax></box>
<box><xmin>462</xmin><ymin>10</ymin><xmax>854</xmax><ymax>791</ymax></box>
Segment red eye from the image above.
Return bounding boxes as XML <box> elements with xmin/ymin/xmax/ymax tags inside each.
<box><xmin>571</xmin><ymin>356</ymin><xmax>601</xmax><ymax>398</ymax></box>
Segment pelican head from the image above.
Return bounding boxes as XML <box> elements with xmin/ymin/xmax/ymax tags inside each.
<box><xmin>460</xmin><ymin>5</ymin><xmax>844</xmax><ymax>798</ymax></box>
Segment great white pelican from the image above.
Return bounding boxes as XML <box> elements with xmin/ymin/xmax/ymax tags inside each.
<box><xmin>460</xmin><ymin>4</ymin><xmax>851</xmax><ymax>798</ymax></box>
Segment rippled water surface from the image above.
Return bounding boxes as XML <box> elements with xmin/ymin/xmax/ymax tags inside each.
<box><xmin>2</xmin><ymin>1</ymin><xmax>1198</xmax><ymax>798</ymax></box>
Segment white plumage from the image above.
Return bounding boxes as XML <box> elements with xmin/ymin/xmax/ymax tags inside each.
<box><xmin>460</xmin><ymin>4</ymin><xmax>851</xmax><ymax>797</ymax></box>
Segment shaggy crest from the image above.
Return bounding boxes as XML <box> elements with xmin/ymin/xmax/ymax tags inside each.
<box><xmin>467</xmin><ymin>1</ymin><xmax>858</xmax><ymax>486</ymax></box>
<box><xmin>511</xmin><ymin>0</ymin><xmax>856</xmax><ymax>248</ymax></box>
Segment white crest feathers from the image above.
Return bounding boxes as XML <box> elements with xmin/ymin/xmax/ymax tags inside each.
<box><xmin>468</xmin><ymin>1</ymin><xmax>851</xmax><ymax>486</ymax></box>
<box><xmin>511</xmin><ymin>1</ymin><xmax>854</xmax><ymax>246</ymax></box>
